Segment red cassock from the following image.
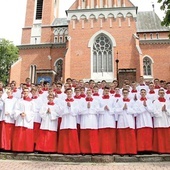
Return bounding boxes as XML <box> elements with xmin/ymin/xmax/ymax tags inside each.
<box><xmin>117</xmin><ymin>128</ymin><xmax>137</xmax><ymax>155</ymax></box>
<box><xmin>57</xmin><ymin>117</ymin><xmax>62</xmax><ymax>139</ymax></box>
<box><xmin>58</xmin><ymin>129</ymin><xmax>80</xmax><ymax>154</ymax></box>
<box><xmin>80</xmin><ymin>129</ymin><xmax>99</xmax><ymax>154</ymax></box>
<box><xmin>36</xmin><ymin>130</ymin><xmax>57</xmax><ymax>153</ymax></box>
<box><xmin>12</xmin><ymin>127</ymin><xmax>34</xmax><ymax>152</ymax></box>
<box><xmin>153</xmin><ymin>128</ymin><xmax>170</xmax><ymax>153</ymax></box>
<box><xmin>98</xmin><ymin>128</ymin><xmax>116</xmax><ymax>154</ymax></box>
<box><xmin>136</xmin><ymin>127</ymin><xmax>153</xmax><ymax>152</ymax></box>
<box><xmin>0</xmin><ymin>122</ymin><xmax>14</xmax><ymax>150</ymax></box>
<box><xmin>34</xmin><ymin>122</ymin><xmax>40</xmax><ymax>144</ymax></box>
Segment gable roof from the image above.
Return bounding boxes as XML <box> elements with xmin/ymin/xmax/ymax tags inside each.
<box><xmin>137</xmin><ymin>11</ymin><xmax>169</xmax><ymax>32</ymax></box>
<box><xmin>52</xmin><ymin>18</ymin><xmax>68</xmax><ymax>27</ymax></box>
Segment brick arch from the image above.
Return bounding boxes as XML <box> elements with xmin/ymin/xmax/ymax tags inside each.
<box><xmin>80</xmin><ymin>14</ymin><xmax>87</xmax><ymax>19</ymax></box>
<box><xmin>98</xmin><ymin>13</ymin><xmax>105</xmax><ymax>19</ymax></box>
<box><xmin>89</xmin><ymin>14</ymin><xmax>96</xmax><ymax>19</ymax></box>
<box><xmin>107</xmin><ymin>13</ymin><xmax>115</xmax><ymax>18</ymax></box>
<box><xmin>54</xmin><ymin>58</ymin><xmax>64</xmax><ymax>82</ymax></box>
<box><xmin>126</xmin><ymin>12</ymin><xmax>133</xmax><ymax>17</ymax></box>
<box><xmin>71</xmin><ymin>15</ymin><xmax>78</xmax><ymax>20</ymax></box>
<box><xmin>53</xmin><ymin>58</ymin><xmax>63</xmax><ymax>67</ymax></box>
<box><xmin>117</xmin><ymin>12</ymin><xmax>124</xmax><ymax>18</ymax></box>
<box><xmin>88</xmin><ymin>30</ymin><xmax>116</xmax><ymax>48</ymax></box>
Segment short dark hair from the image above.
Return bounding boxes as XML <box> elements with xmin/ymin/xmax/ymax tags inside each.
<box><xmin>65</xmin><ymin>88</ymin><xmax>72</xmax><ymax>93</ymax></box>
<box><xmin>140</xmin><ymin>89</ymin><xmax>146</xmax><ymax>92</ymax></box>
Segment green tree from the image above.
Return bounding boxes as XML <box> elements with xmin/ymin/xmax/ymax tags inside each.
<box><xmin>158</xmin><ymin>0</ymin><xmax>170</xmax><ymax>27</ymax></box>
<box><xmin>0</xmin><ymin>39</ymin><xmax>19</xmax><ymax>85</ymax></box>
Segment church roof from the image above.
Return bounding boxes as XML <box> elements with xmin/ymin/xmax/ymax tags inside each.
<box><xmin>137</xmin><ymin>11</ymin><xmax>169</xmax><ymax>32</ymax></box>
<box><xmin>52</xmin><ymin>18</ymin><xmax>68</xmax><ymax>27</ymax></box>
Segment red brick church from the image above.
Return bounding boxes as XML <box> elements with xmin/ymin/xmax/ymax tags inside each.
<box><xmin>10</xmin><ymin>0</ymin><xmax>170</xmax><ymax>86</ymax></box>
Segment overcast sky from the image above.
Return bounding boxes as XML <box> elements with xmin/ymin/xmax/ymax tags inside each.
<box><xmin>0</xmin><ymin>0</ymin><xmax>165</xmax><ymax>45</ymax></box>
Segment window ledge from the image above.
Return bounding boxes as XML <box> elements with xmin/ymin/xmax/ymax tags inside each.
<box><xmin>143</xmin><ymin>75</ymin><xmax>153</xmax><ymax>80</ymax></box>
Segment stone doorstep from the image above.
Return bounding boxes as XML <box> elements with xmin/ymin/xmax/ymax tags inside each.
<box><xmin>0</xmin><ymin>153</ymin><xmax>170</xmax><ymax>163</ymax></box>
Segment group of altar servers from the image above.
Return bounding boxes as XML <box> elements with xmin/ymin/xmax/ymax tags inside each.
<box><xmin>0</xmin><ymin>78</ymin><xmax>170</xmax><ymax>155</ymax></box>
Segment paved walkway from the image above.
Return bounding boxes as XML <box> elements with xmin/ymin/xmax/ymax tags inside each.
<box><xmin>1</xmin><ymin>160</ymin><xmax>170</xmax><ymax>170</ymax></box>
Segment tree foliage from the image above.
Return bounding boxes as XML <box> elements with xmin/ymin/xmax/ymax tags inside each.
<box><xmin>0</xmin><ymin>39</ymin><xmax>19</xmax><ymax>84</ymax></box>
<box><xmin>158</xmin><ymin>0</ymin><xmax>170</xmax><ymax>27</ymax></box>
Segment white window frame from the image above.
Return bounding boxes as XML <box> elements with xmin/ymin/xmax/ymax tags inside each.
<box><xmin>143</xmin><ymin>55</ymin><xmax>154</xmax><ymax>79</ymax></box>
<box><xmin>88</xmin><ymin>30</ymin><xmax>116</xmax><ymax>81</ymax></box>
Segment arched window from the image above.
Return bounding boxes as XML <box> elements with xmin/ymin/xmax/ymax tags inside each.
<box><xmin>93</xmin><ymin>34</ymin><xmax>112</xmax><ymax>73</ymax></box>
<box><xmin>143</xmin><ymin>57</ymin><xmax>152</xmax><ymax>76</ymax></box>
<box><xmin>55</xmin><ymin>59</ymin><xmax>63</xmax><ymax>81</ymax></box>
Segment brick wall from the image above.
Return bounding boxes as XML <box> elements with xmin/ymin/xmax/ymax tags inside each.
<box><xmin>12</xmin><ymin>0</ymin><xmax>170</xmax><ymax>85</ymax></box>
<box><xmin>17</xmin><ymin>47</ymin><xmax>65</xmax><ymax>83</ymax></box>
<box><xmin>68</xmin><ymin>16</ymin><xmax>139</xmax><ymax>80</ymax></box>
<box><xmin>141</xmin><ymin>43</ymin><xmax>170</xmax><ymax>81</ymax></box>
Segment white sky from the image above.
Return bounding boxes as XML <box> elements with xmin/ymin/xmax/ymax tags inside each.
<box><xmin>0</xmin><ymin>0</ymin><xmax>165</xmax><ymax>45</ymax></box>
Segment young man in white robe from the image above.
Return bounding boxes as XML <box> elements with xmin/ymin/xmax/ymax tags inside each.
<box><xmin>0</xmin><ymin>89</ymin><xmax>17</xmax><ymax>150</ymax></box>
<box><xmin>35</xmin><ymin>94</ymin><xmax>61</xmax><ymax>153</ymax></box>
<box><xmin>54</xmin><ymin>83</ymin><xmax>66</xmax><ymax>100</ymax></box>
<box><xmin>113</xmin><ymin>87</ymin><xmax>122</xmax><ymax>102</ymax></box>
<box><xmin>79</xmin><ymin>89</ymin><xmax>99</xmax><ymax>154</ymax></box>
<box><xmin>73</xmin><ymin>87</ymin><xmax>83</xmax><ymax>141</ymax></box>
<box><xmin>146</xmin><ymin>83</ymin><xmax>158</xmax><ymax>102</ymax></box>
<box><xmin>58</xmin><ymin>88</ymin><xmax>80</xmax><ymax>154</ymax></box>
<box><xmin>129</xmin><ymin>82</ymin><xmax>140</xmax><ymax>100</ymax></box>
<box><xmin>152</xmin><ymin>89</ymin><xmax>170</xmax><ymax>153</ymax></box>
<box><xmin>136</xmin><ymin>76</ymin><xmax>149</xmax><ymax>92</ymax></box>
<box><xmin>115</xmin><ymin>88</ymin><xmax>137</xmax><ymax>155</ymax></box>
<box><xmin>12</xmin><ymin>87</ymin><xmax>35</xmax><ymax>152</ymax></box>
<box><xmin>135</xmin><ymin>89</ymin><xmax>153</xmax><ymax>153</ymax></box>
<box><xmin>11</xmin><ymin>82</ymin><xmax>21</xmax><ymax>99</ymax></box>
<box><xmin>98</xmin><ymin>86</ymin><xmax>117</xmax><ymax>154</ymax></box>
<box><xmin>109</xmin><ymin>83</ymin><xmax>116</xmax><ymax>96</ymax></box>
<box><xmin>30</xmin><ymin>87</ymin><xmax>42</xmax><ymax>146</ymax></box>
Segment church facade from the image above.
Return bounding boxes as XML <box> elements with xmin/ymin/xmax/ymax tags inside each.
<box><xmin>10</xmin><ymin>0</ymin><xmax>170</xmax><ymax>86</ymax></box>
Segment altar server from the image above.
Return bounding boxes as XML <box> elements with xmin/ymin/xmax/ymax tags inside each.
<box><xmin>12</xmin><ymin>87</ymin><xmax>35</xmax><ymax>152</ymax></box>
<box><xmin>79</xmin><ymin>89</ymin><xmax>99</xmax><ymax>154</ymax></box>
<box><xmin>152</xmin><ymin>89</ymin><xmax>170</xmax><ymax>153</ymax></box>
<box><xmin>36</xmin><ymin>94</ymin><xmax>61</xmax><ymax>153</ymax></box>
<box><xmin>135</xmin><ymin>89</ymin><xmax>153</xmax><ymax>152</ymax></box>
<box><xmin>0</xmin><ymin>89</ymin><xmax>17</xmax><ymax>150</ymax></box>
<box><xmin>115</xmin><ymin>89</ymin><xmax>137</xmax><ymax>155</ymax></box>
<box><xmin>58</xmin><ymin>88</ymin><xmax>80</xmax><ymax>154</ymax></box>
<box><xmin>98</xmin><ymin>86</ymin><xmax>117</xmax><ymax>154</ymax></box>
<box><xmin>31</xmin><ymin>87</ymin><xmax>42</xmax><ymax>145</ymax></box>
